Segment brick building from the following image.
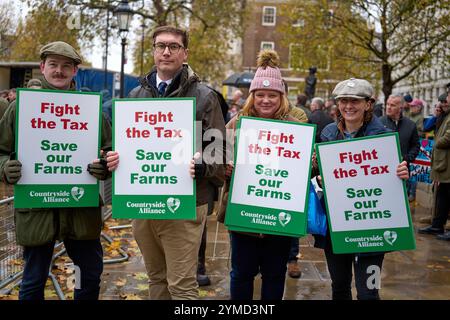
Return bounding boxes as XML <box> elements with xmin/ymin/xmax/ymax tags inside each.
<box><xmin>227</xmin><ymin>0</ymin><xmax>335</xmax><ymax>102</ymax></box>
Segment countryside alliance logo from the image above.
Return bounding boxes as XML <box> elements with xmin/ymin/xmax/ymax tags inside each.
<box><xmin>278</xmin><ymin>212</ymin><xmax>291</xmax><ymax>227</ymax></box>
<box><xmin>71</xmin><ymin>186</ymin><xmax>85</xmax><ymax>202</ymax></box>
<box><xmin>166</xmin><ymin>197</ymin><xmax>181</xmax><ymax>213</ymax></box>
<box><xmin>383</xmin><ymin>230</ymin><xmax>398</xmax><ymax>246</ymax></box>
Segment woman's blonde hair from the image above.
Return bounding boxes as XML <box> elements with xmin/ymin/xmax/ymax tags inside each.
<box><xmin>240</xmin><ymin>91</ymin><xmax>290</xmax><ymax>120</ymax></box>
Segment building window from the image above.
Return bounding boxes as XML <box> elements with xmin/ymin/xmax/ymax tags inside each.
<box><xmin>262</xmin><ymin>6</ymin><xmax>276</xmax><ymax>26</ymax></box>
<box><xmin>293</xmin><ymin>18</ymin><xmax>304</xmax><ymax>27</ymax></box>
<box><xmin>261</xmin><ymin>42</ymin><xmax>275</xmax><ymax>51</ymax></box>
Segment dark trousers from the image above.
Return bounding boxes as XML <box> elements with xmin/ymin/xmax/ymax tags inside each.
<box><xmin>19</xmin><ymin>239</ymin><xmax>103</xmax><ymax>300</ymax></box>
<box><xmin>230</xmin><ymin>232</ymin><xmax>291</xmax><ymax>300</ymax></box>
<box><xmin>198</xmin><ymin>223</ymin><xmax>207</xmax><ymax>275</ymax></box>
<box><xmin>198</xmin><ymin>188</ymin><xmax>216</xmax><ymax>275</ymax></box>
<box><xmin>324</xmin><ymin>243</ymin><xmax>384</xmax><ymax>300</ymax></box>
<box><xmin>432</xmin><ymin>182</ymin><xmax>450</xmax><ymax>229</ymax></box>
<box><xmin>288</xmin><ymin>237</ymin><xmax>300</xmax><ymax>262</ymax></box>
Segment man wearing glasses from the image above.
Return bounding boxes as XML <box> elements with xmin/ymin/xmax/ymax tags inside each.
<box><xmin>106</xmin><ymin>26</ymin><xmax>225</xmax><ymax>299</ymax></box>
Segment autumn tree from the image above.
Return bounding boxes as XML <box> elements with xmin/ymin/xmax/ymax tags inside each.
<box><xmin>0</xmin><ymin>1</ymin><xmax>18</xmax><ymax>59</ymax></box>
<box><xmin>9</xmin><ymin>0</ymin><xmax>105</xmax><ymax>63</ymax></box>
<box><xmin>140</xmin><ymin>0</ymin><xmax>247</xmax><ymax>85</ymax></box>
<box><xmin>67</xmin><ymin>0</ymin><xmax>247</xmax><ymax>83</ymax></box>
<box><xmin>281</xmin><ymin>0</ymin><xmax>450</xmax><ymax>101</ymax></box>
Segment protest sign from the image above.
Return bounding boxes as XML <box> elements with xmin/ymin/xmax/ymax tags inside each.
<box><xmin>225</xmin><ymin>116</ymin><xmax>315</xmax><ymax>237</ymax></box>
<box><xmin>112</xmin><ymin>98</ymin><xmax>196</xmax><ymax>219</ymax></box>
<box><xmin>15</xmin><ymin>89</ymin><xmax>101</xmax><ymax>208</ymax></box>
<box><xmin>409</xmin><ymin>138</ymin><xmax>433</xmax><ymax>184</ymax></box>
<box><xmin>316</xmin><ymin>133</ymin><xmax>416</xmax><ymax>253</ymax></box>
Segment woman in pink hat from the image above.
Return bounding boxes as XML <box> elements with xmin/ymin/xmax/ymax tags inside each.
<box><xmin>218</xmin><ymin>50</ymin><xmax>300</xmax><ymax>300</ymax></box>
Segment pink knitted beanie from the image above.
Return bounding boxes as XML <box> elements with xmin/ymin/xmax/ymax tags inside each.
<box><xmin>249</xmin><ymin>50</ymin><xmax>285</xmax><ymax>94</ymax></box>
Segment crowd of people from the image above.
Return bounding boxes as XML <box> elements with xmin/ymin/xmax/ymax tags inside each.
<box><xmin>0</xmin><ymin>25</ymin><xmax>449</xmax><ymax>301</ymax></box>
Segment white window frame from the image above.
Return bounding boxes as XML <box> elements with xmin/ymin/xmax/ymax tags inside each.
<box><xmin>262</xmin><ymin>6</ymin><xmax>276</xmax><ymax>26</ymax></box>
<box><xmin>260</xmin><ymin>41</ymin><xmax>275</xmax><ymax>51</ymax></box>
<box><xmin>292</xmin><ymin>18</ymin><xmax>304</xmax><ymax>28</ymax></box>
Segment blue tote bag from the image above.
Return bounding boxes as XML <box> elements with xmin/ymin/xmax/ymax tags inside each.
<box><xmin>306</xmin><ymin>182</ymin><xmax>327</xmax><ymax>236</ymax></box>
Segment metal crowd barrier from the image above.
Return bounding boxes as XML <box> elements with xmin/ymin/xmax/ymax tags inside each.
<box><xmin>0</xmin><ymin>197</ymin><xmax>22</xmax><ymax>292</ymax></box>
<box><xmin>0</xmin><ymin>178</ymin><xmax>129</xmax><ymax>299</ymax></box>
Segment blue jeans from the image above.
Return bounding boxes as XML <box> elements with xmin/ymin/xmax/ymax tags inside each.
<box><xmin>19</xmin><ymin>239</ymin><xmax>103</xmax><ymax>300</ymax></box>
<box><xmin>407</xmin><ymin>179</ymin><xmax>417</xmax><ymax>198</ymax></box>
<box><xmin>230</xmin><ymin>232</ymin><xmax>291</xmax><ymax>300</ymax></box>
<box><xmin>288</xmin><ymin>237</ymin><xmax>299</xmax><ymax>262</ymax></box>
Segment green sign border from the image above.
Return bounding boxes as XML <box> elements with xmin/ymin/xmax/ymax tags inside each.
<box><xmin>315</xmin><ymin>132</ymin><xmax>416</xmax><ymax>253</ymax></box>
<box><xmin>225</xmin><ymin>116</ymin><xmax>316</xmax><ymax>237</ymax></box>
<box><xmin>111</xmin><ymin>97</ymin><xmax>197</xmax><ymax>220</ymax></box>
<box><xmin>14</xmin><ymin>88</ymin><xmax>102</xmax><ymax>208</ymax></box>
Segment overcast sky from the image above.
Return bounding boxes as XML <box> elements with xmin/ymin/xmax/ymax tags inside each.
<box><xmin>12</xmin><ymin>0</ymin><xmax>137</xmax><ymax>74</ymax></box>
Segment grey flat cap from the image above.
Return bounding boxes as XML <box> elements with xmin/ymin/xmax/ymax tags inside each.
<box><xmin>27</xmin><ymin>78</ymin><xmax>42</xmax><ymax>88</ymax></box>
<box><xmin>332</xmin><ymin>78</ymin><xmax>374</xmax><ymax>100</ymax></box>
<box><xmin>39</xmin><ymin>41</ymin><xmax>82</xmax><ymax>65</ymax></box>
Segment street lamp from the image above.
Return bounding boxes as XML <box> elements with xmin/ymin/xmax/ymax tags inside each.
<box><xmin>114</xmin><ymin>0</ymin><xmax>133</xmax><ymax>98</ymax></box>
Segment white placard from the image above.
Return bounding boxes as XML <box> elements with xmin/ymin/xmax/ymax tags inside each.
<box><xmin>230</xmin><ymin>117</ymin><xmax>315</xmax><ymax>212</ymax></box>
<box><xmin>113</xmin><ymin>99</ymin><xmax>194</xmax><ymax>195</ymax></box>
<box><xmin>317</xmin><ymin>134</ymin><xmax>410</xmax><ymax>232</ymax></box>
<box><xmin>17</xmin><ymin>89</ymin><xmax>100</xmax><ymax>185</ymax></box>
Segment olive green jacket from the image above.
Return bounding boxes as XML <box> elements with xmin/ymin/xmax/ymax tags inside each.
<box><xmin>288</xmin><ymin>105</ymin><xmax>309</xmax><ymax>123</ymax></box>
<box><xmin>0</xmin><ymin>97</ymin><xmax>9</xmax><ymax>120</ymax></box>
<box><xmin>409</xmin><ymin>111</ymin><xmax>424</xmax><ymax>138</ymax></box>
<box><xmin>0</xmin><ymin>79</ymin><xmax>112</xmax><ymax>246</ymax></box>
<box><xmin>431</xmin><ymin>109</ymin><xmax>450</xmax><ymax>183</ymax></box>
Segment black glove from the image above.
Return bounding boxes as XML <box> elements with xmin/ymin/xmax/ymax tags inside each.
<box><xmin>3</xmin><ymin>159</ymin><xmax>22</xmax><ymax>184</ymax></box>
<box><xmin>194</xmin><ymin>162</ymin><xmax>207</xmax><ymax>179</ymax></box>
<box><xmin>87</xmin><ymin>159</ymin><xmax>108</xmax><ymax>180</ymax></box>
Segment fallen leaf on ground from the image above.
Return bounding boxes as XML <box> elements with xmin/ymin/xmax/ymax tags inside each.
<box><xmin>133</xmin><ymin>273</ymin><xmax>148</xmax><ymax>281</ymax></box>
<box><xmin>114</xmin><ymin>278</ymin><xmax>127</xmax><ymax>286</ymax></box>
<box><xmin>7</xmin><ymin>259</ymin><xmax>23</xmax><ymax>266</ymax></box>
<box><xmin>120</xmin><ymin>293</ymin><xmax>143</xmax><ymax>300</ymax></box>
<box><xmin>198</xmin><ymin>289</ymin><xmax>208</xmax><ymax>298</ymax></box>
<box><xmin>137</xmin><ymin>284</ymin><xmax>148</xmax><ymax>291</ymax></box>
<box><xmin>44</xmin><ymin>289</ymin><xmax>58</xmax><ymax>298</ymax></box>
<box><xmin>0</xmin><ymin>294</ymin><xmax>18</xmax><ymax>300</ymax></box>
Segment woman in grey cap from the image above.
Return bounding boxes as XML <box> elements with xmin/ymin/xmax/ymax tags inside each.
<box><xmin>313</xmin><ymin>78</ymin><xmax>409</xmax><ymax>300</ymax></box>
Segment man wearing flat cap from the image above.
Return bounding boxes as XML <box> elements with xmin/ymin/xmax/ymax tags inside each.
<box><xmin>0</xmin><ymin>41</ymin><xmax>112</xmax><ymax>300</ymax></box>
<box><xmin>420</xmin><ymin>83</ymin><xmax>450</xmax><ymax>241</ymax></box>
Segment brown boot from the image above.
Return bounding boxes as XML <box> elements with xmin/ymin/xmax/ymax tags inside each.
<box><xmin>287</xmin><ymin>261</ymin><xmax>302</xmax><ymax>279</ymax></box>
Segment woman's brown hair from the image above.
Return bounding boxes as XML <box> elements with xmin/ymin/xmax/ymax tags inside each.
<box><xmin>336</xmin><ymin>98</ymin><xmax>373</xmax><ymax>133</ymax></box>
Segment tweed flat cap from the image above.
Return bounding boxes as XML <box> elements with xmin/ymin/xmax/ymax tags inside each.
<box><xmin>332</xmin><ymin>78</ymin><xmax>374</xmax><ymax>100</ymax></box>
<box><xmin>40</xmin><ymin>41</ymin><xmax>82</xmax><ymax>65</ymax></box>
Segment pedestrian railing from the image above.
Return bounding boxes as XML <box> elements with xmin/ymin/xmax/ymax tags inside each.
<box><xmin>0</xmin><ymin>197</ymin><xmax>23</xmax><ymax>292</ymax></box>
<box><xmin>0</xmin><ymin>179</ymin><xmax>129</xmax><ymax>299</ymax></box>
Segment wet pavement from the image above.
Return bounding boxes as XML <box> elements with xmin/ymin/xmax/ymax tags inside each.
<box><xmin>99</xmin><ymin>202</ymin><xmax>450</xmax><ymax>300</ymax></box>
<box><xmin>0</xmin><ymin>180</ymin><xmax>449</xmax><ymax>300</ymax></box>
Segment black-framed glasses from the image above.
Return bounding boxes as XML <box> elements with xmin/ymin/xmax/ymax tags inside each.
<box><xmin>153</xmin><ymin>42</ymin><xmax>184</xmax><ymax>54</ymax></box>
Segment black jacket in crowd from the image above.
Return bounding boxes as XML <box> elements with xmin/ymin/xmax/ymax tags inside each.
<box><xmin>308</xmin><ymin>109</ymin><xmax>334</xmax><ymax>143</ymax></box>
<box><xmin>379</xmin><ymin>115</ymin><xmax>420</xmax><ymax>164</ymax></box>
